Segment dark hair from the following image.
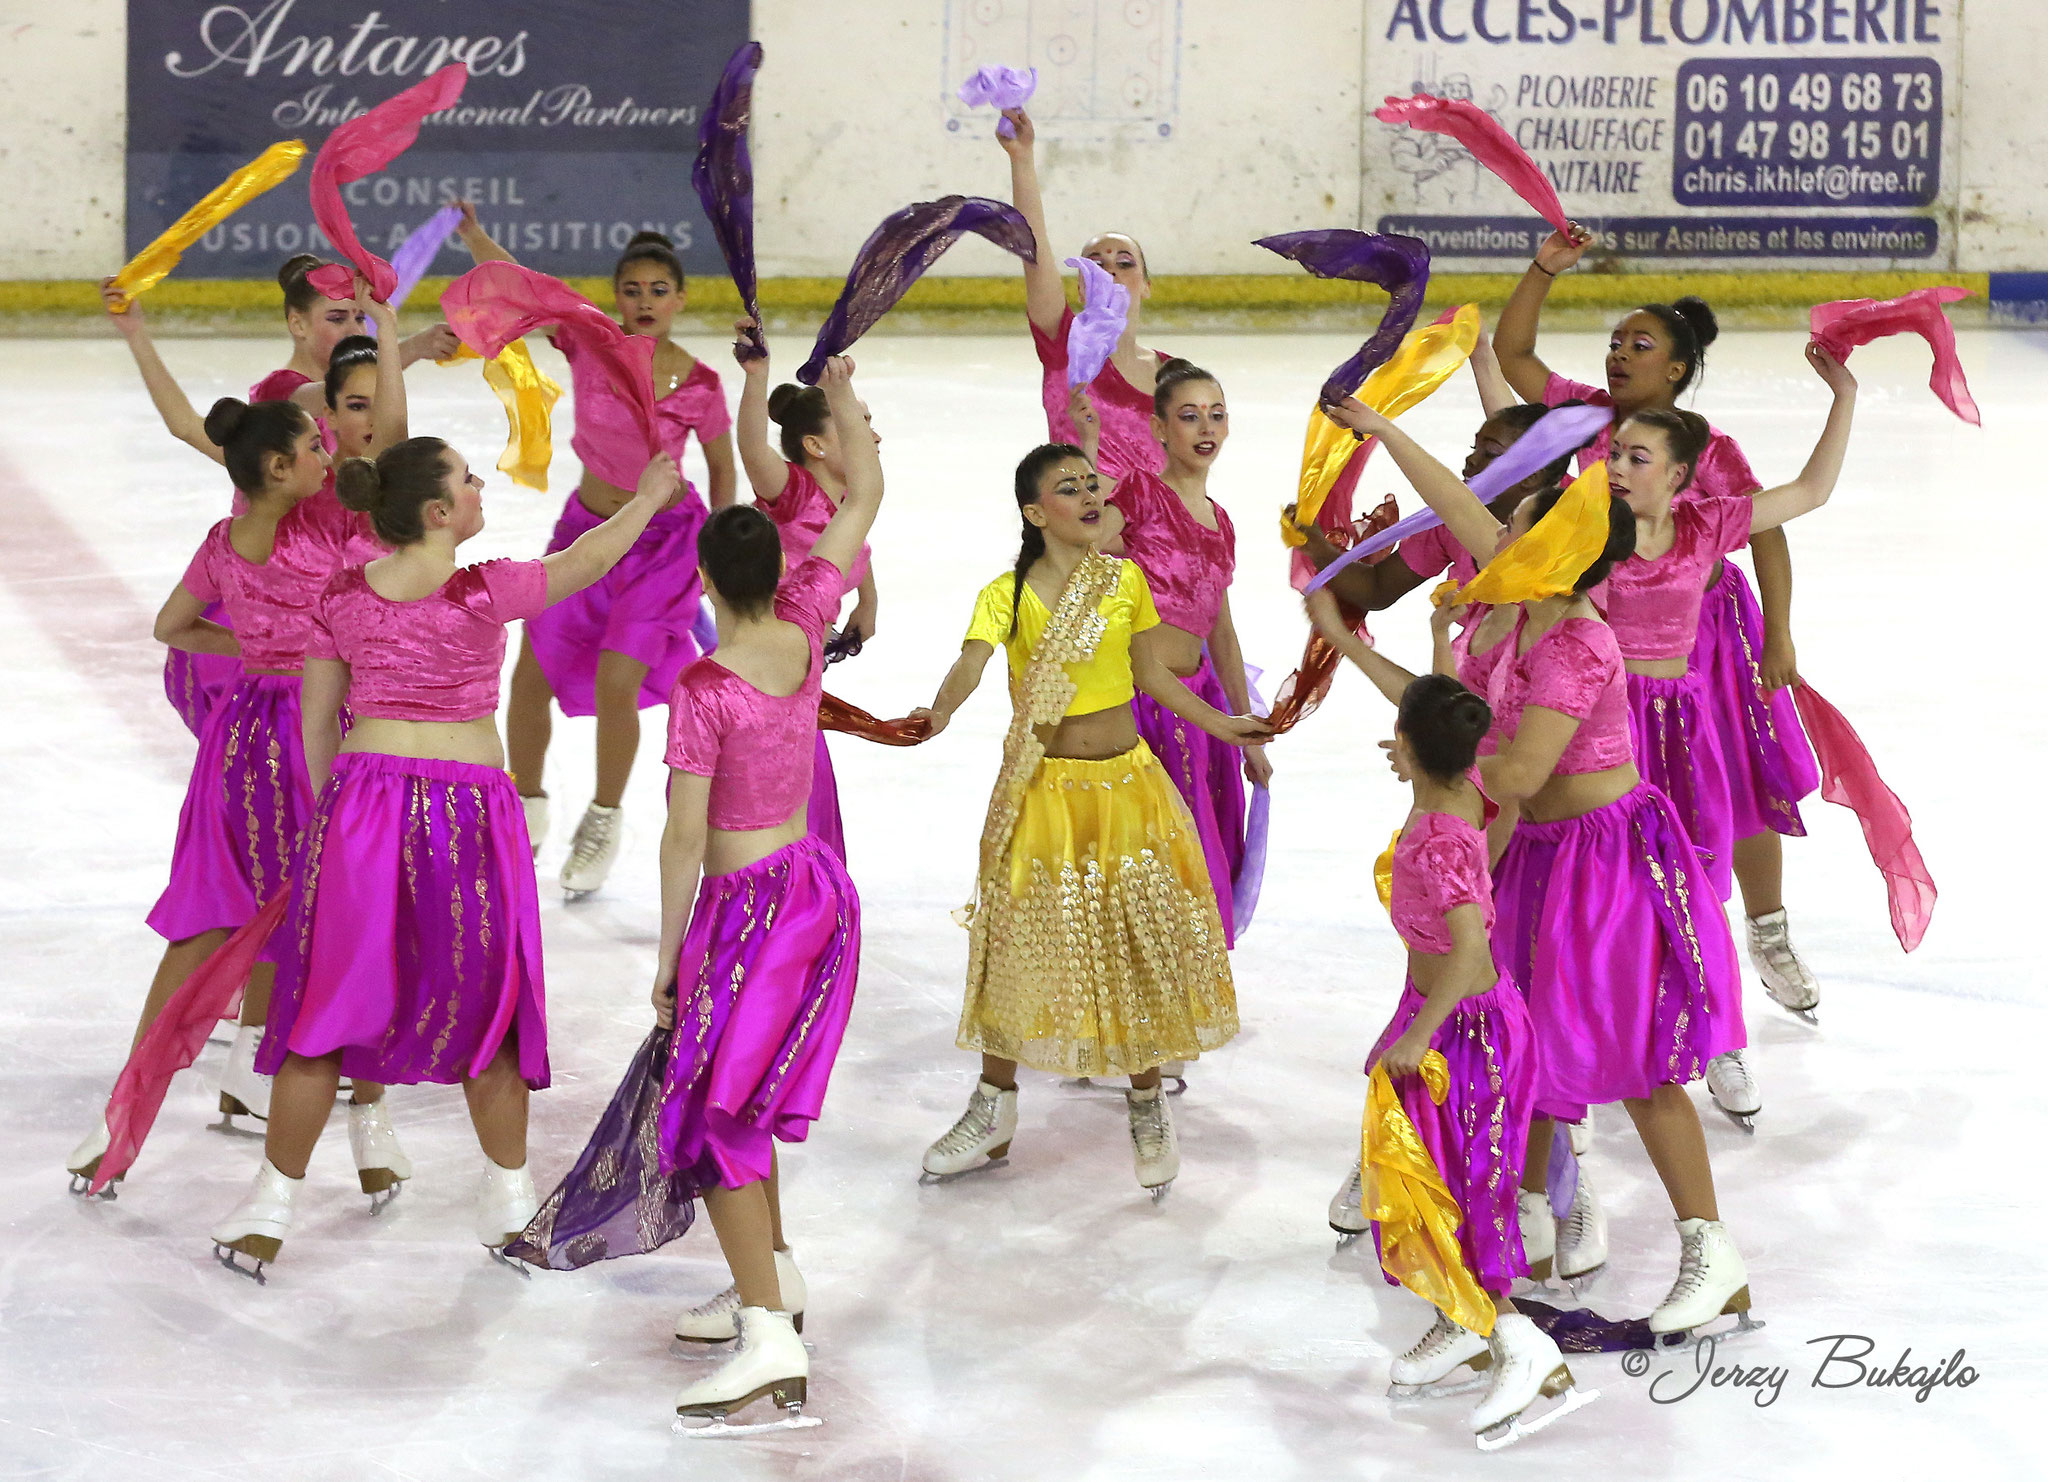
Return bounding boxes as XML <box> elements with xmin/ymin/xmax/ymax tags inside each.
<box><xmin>278</xmin><ymin>253</ymin><xmax>334</xmax><ymax>315</ymax></box>
<box><xmin>204</xmin><ymin>397</ymin><xmax>313</xmax><ymax>499</ymax></box>
<box><xmin>1397</xmin><ymin>673</ymin><xmax>1493</xmax><ymax>784</ymax></box>
<box><xmin>335</xmin><ymin>436</ymin><xmax>454</xmax><ymax>546</ymax></box>
<box><xmin>767</xmin><ymin>382</ymin><xmax>831</xmax><ymax>465</ymax></box>
<box><xmin>1630</xmin><ymin>295</ymin><xmax>1719</xmax><ymax>396</ymax></box>
<box><xmin>1481</xmin><ymin>401</ymin><xmax>1584</xmax><ymax>495</ymax></box>
<box><xmin>322</xmin><ymin>334</ymin><xmax>379</xmax><ymax>407</ymax></box>
<box><xmin>1005</xmin><ymin>443</ymin><xmax>1089</xmax><ymax>637</ymax></box>
<box><xmin>1151</xmin><ymin>357</ymin><xmax>1221</xmax><ymax>419</ymax></box>
<box><xmin>698</xmin><ymin>505</ymin><xmax>781</xmax><ymax>618</ymax></box>
<box><xmin>1526</xmin><ymin>485</ymin><xmax>1637</xmax><ymax>593</ymax></box>
<box><xmin>1618</xmin><ymin>407</ymin><xmax>1712</xmax><ymax>494</ymax></box>
<box><xmin>614</xmin><ymin>229</ymin><xmax>685</xmax><ymax>289</ymax></box>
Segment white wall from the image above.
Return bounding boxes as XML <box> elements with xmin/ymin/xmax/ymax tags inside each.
<box><xmin>0</xmin><ymin>0</ymin><xmax>2042</xmax><ymax>279</ymax></box>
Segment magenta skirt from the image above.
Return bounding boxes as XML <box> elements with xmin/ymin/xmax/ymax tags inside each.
<box><xmin>162</xmin><ymin>606</ymin><xmax>241</xmax><ymax>739</ymax></box>
<box><xmin>1695</xmin><ymin>560</ymin><xmax>1821</xmax><ymax>841</ymax></box>
<box><xmin>257</xmin><ymin>753</ymin><xmax>548</xmax><ymax>1088</ymax></box>
<box><xmin>147</xmin><ymin>673</ymin><xmax>312</xmax><ymax>944</ymax></box>
<box><xmin>656</xmin><ymin>835</ymin><xmax>860</xmax><ymax>1189</ymax></box>
<box><xmin>1492</xmin><ymin>783</ymin><xmax>1744</xmax><ymax>1122</ymax></box>
<box><xmin>1367</xmin><ymin>975</ymin><xmax>1537</xmax><ymax>1294</ymax></box>
<box><xmin>1133</xmin><ymin>656</ymin><xmax>1250</xmax><ymax>947</ymax></box>
<box><xmin>529</xmin><ymin>491</ymin><xmax>710</xmax><ymax>717</ymax></box>
<box><xmin>1626</xmin><ymin>670</ymin><xmax>1734</xmax><ymax>902</ymax></box>
<box><xmin>808</xmin><ymin>730</ymin><xmax>846</xmax><ymax>861</ymax></box>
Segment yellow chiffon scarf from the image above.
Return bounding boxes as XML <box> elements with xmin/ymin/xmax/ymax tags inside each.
<box><xmin>1363</xmin><ymin>1053</ymin><xmax>1497</xmax><ymax>1336</ymax></box>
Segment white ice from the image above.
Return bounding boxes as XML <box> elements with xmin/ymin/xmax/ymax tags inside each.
<box><xmin>0</xmin><ymin>325</ymin><xmax>2035</xmax><ymax>1479</ymax></box>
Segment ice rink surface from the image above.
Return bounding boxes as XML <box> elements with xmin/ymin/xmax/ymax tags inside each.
<box><xmin>0</xmin><ymin>324</ymin><xmax>2036</xmax><ymax>1479</ymax></box>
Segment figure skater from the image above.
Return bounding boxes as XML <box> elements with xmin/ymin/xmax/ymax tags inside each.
<box><xmin>209</xmin><ymin>437</ymin><xmax>682</xmax><ymax>1275</ymax></box>
<box><xmin>909</xmin><ymin>445</ymin><xmax>1268</xmax><ymax>1196</ymax></box>
<box><xmin>457</xmin><ymin>207</ymin><xmax>737</xmax><ymax>898</ymax></box>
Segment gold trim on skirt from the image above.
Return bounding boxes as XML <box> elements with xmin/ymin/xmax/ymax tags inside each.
<box><xmin>957</xmin><ymin>740</ymin><xmax>1238</xmax><ymax>1076</ymax></box>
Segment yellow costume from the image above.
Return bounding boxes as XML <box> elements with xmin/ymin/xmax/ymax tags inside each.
<box><xmin>955</xmin><ymin>556</ymin><xmax>1236</xmax><ymax>1075</ymax></box>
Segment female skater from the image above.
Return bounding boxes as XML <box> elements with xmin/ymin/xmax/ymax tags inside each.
<box><xmin>1326</xmin><ymin>396</ymin><xmax>1757</xmax><ymax>1342</ymax></box>
<box><xmin>1305</xmin><ymin>591</ymin><xmax>1588</xmax><ymax>1450</ymax></box>
<box><xmin>731</xmin><ymin>318</ymin><xmax>881</xmax><ymax>859</ymax></box>
<box><xmin>1496</xmin><ymin>229</ymin><xmax>1827</xmax><ymax>1043</ymax></box>
<box><xmin>1074</xmin><ymin>357</ymin><xmax>1269</xmax><ymax>948</ymax></box>
<box><xmin>649</xmin><ymin>356</ymin><xmax>880</xmax><ymax>1430</ymax></box>
<box><xmin>457</xmin><ymin>208</ymin><xmax>737</xmax><ymax>897</ymax></box>
<box><xmin>999</xmin><ymin>107</ymin><xmax>1173</xmax><ymax>483</ymax></box>
<box><xmin>910</xmin><ymin>445</ymin><xmax>1268</xmax><ymax>1195</ymax></box>
<box><xmin>209</xmin><ymin>438</ymin><xmax>682</xmax><ymax>1273</ymax></box>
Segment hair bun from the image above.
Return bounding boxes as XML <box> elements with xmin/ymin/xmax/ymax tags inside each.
<box><xmin>277</xmin><ymin>253</ymin><xmax>323</xmax><ymax>290</ymax></box>
<box><xmin>766</xmin><ymin>383</ymin><xmax>805</xmax><ymax>423</ymax></box>
<box><xmin>626</xmin><ymin>229</ymin><xmax>674</xmax><ymax>250</ymax></box>
<box><xmin>1672</xmin><ymin>295</ymin><xmax>1719</xmax><ymax>350</ymax></box>
<box><xmin>333</xmin><ymin>455</ymin><xmax>384</xmax><ymax>513</ymax></box>
<box><xmin>202</xmin><ymin>396</ymin><xmax>250</xmax><ymax>448</ymax></box>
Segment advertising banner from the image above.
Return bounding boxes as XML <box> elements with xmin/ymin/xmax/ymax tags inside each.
<box><xmin>1363</xmin><ymin>0</ymin><xmax>1961</xmax><ymax>268</ymax></box>
<box><xmin>126</xmin><ymin>0</ymin><xmax>749</xmax><ymax>280</ymax></box>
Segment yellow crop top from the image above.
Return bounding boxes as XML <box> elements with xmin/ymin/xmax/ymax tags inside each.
<box><xmin>963</xmin><ymin>559</ymin><xmax>1160</xmax><ymax>717</ymax></box>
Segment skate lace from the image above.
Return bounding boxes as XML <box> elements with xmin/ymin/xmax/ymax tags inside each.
<box><xmin>1342</xmin><ymin>1164</ymin><xmax>1365</xmax><ymax>1205</ymax></box>
<box><xmin>1128</xmin><ymin>1095</ymin><xmax>1169</xmax><ymax>1159</ymax></box>
<box><xmin>567</xmin><ymin>809</ymin><xmax>617</xmax><ymax>869</ymax></box>
<box><xmin>1713</xmin><ymin>1050</ymin><xmax>1756</xmax><ymax>1098</ymax></box>
<box><xmin>684</xmin><ymin>1284</ymin><xmax>741</xmax><ymax>1320</ymax></box>
<box><xmin>1661</xmin><ymin>1231</ymin><xmax>1709</xmax><ymax>1305</ymax></box>
<box><xmin>1403</xmin><ymin>1314</ymin><xmax>1460</xmax><ymax>1363</ymax></box>
<box><xmin>931</xmin><ymin>1093</ymin><xmax>997</xmax><ymax>1156</ymax></box>
<box><xmin>1560</xmin><ymin>1192</ymin><xmax>1591</xmax><ymax>1247</ymax></box>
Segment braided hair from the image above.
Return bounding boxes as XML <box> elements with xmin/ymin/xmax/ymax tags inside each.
<box><xmin>1006</xmin><ymin>443</ymin><xmax>1087</xmax><ymax>638</ymax></box>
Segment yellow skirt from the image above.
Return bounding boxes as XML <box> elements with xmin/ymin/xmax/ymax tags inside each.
<box><xmin>958</xmin><ymin>741</ymin><xmax>1238</xmax><ymax>1076</ymax></box>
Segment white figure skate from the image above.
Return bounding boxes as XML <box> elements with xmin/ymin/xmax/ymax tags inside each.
<box><xmin>66</xmin><ymin>1115</ymin><xmax>118</xmax><ymax>1198</ymax></box>
<box><xmin>1649</xmin><ymin>1217</ymin><xmax>1763</xmax><ymax>1347</ymax></box>
<box><xmin>1555</xmin><ymin>1163</ymin><xmax>1608</xmax><ymax>1287</ymax></box>
<box><xmin>559</xmin><ymin>802</ymin><xmax>622</xmax><ymax>899</ymax></box>
<box><xmin>348</xmin><ymin>1099</ymin><xmax>412</xmax><ymax>1211</ymax></box>
<box><xmin>1387</xmin><ymin>1311</ymin><xmax>1491</xmax><ymax>1399</ymax></box>
<box><xmin>920</xmin><ymin>1080</ymin><xmax>1017</xmax><ymax>1182</ymax></box>
<box><xmin>1126</xmin><ymin>1084</ymin><xmax>1179</xmax><ymax>1201</ymax></box>
<box><xmin>476</xmin><ymin>1158</ymin><xmax>540</xmax><ymax>1266</ymax></box>
<box><xmin>1517</xmin><ymin>1189</ymin><xmax>1556</xmax><ymax>1283</ymax></box>
<box><xmin>674</xmin><ymin>1306</ymin><xmax>819</xmax><ymax>1437</ymax></box>
<box><xmin>1328</xmin><ymin>1158</ymin><xmax>1369</xmax><ymax>1244</ymax></box>
<box><xmin>1471</xmin><ymin>1313</ymin><xmax>1598</xmax><ymax>1451</ymax></box>
<box><xmin>521</xmin><ymin>792</ymin><xmax>550</xmax><ymax>860</ymax></box>
<box><xmin>676</xmin><ymin>1249</ymin><xmax>808</xmax><ymax>1342</ymax></box>
<box><xmin>1706</xmin><ymin>1049</ymin><xmax>1762</xmax><ymax>1133</ymax></box>
<box><xmin>217</xmin><ymin>1022</ymin><xmax>273</xmax><ymax>1125</ymax></box>
<box><xmin>211</xmin><ymin>1158</ymin><xmax>302</xmax><ymax>1282</ymax></box>
<box><xmin>1747</xmin><ymin>909</ymin><xmax>1820</xmax><ymax>1024</ymax></box>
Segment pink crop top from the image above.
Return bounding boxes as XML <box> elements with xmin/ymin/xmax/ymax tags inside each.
<box><xmin>306</xmin><ymin>558</ymin><xmax>550</xmax><ymax>721</ymax></box>
<box><xmin>1034</xmin><ymin>306</ymin><xmax>1165</xmax><ymax>486</ymax></box>
<box><xmin>1397</xmin><ymin>522</ymin><xmax>1481</xmax><ymax>588</ymax></box>
<box><xmin>1390</xmin><ymin>810</ymin><xmax>1496</xmax><ymax>954</ymax></box>
<box><xmin>1593</xmin><ymin>495</ymin><xmax>1751</xmax><ymax>662</ymax></box>
<box><xmin>557</xmin><ymin>339</ymin><xmax>730</xmax><ymax>493</ymax></box>
<box><xmin>1108</xmin><ymin>469</ymin><xmax>1235</xmax><ymax>636</ymax></box>
<box><xmin>179</xmin><ymin>495</ymin><xmax>357</xmax><ymax>673</ymax></box>
<box><xmin>761</xmin><ymin>462</ymin><xmax>870</xmax><ymax>614</ymax></box>
<box><xmin>1486</xmin><ymin>613</ymin><xmax>1633</xmax><ymax>775</ymax></box>
<box><xmin>664</xmin><ymin>557</ymin><xmax>841</xmax><ymax>830</ymax></box>
<box><xmin>1451</xmin><ymin>619</ymin><xmax>1510</xmax><ymax>758</ymax></box>
<box><xmin>1543</xmin><ymin>372</ymin><xmax>1762</xmax><ymax>502</ymax></box>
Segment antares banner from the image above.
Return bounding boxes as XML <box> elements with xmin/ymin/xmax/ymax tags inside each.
<box><xmin>126</xmin><ymin>0</ymin><xmax>750</xmax><ymax>280</ymax></box>
<box><xmin>1364</xmin><ymin>0</ymin><xmax>1961</xmax><ymax>269</ymax></box>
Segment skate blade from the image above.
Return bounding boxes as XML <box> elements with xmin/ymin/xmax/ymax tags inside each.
<box><xmin>673</xmin><ymin>1410</ymin><xmax>821</xmax><ymax>1439</ymax></box>
<box><xmin>366</xmin><ymin>1183</ymin><xmax>403</xmax><ymax>1215</ymax></box>
<box><xmin>1388</xmin><ymin>1365</ymin><xmax>1490</xmax><ymax>1402</ymax></box>
<box><xmin>1714</xmin><ymin>1105</ymin><xmax>1759</xmax><ymax>1135</ymax></box>
<box><xmin>212</xmin><ymin>1242</ymin><xmax>272</xmax><ymax>1285</ymax></box>
<box><xmin>676</xmin><ymin>1380</ymin><xmax>815</xmax><ymax>1437</ymax></box>
<box><xmin>209</xmin><ymin>1110</ymin><xmax>267</xmax><ymax>1140</ymax></box>
<box><xmin>1332</xmin><ymin>1228</ymin><xmax>1365</xmax><ymax>1249</ymax></box>
<box><xmin>918</xmin><ymin>1153</ymin><xmax>1010</xmax><ymax>1186</ymax></box>
<box><xmin>1651</xmin><ymin>1308</ymin><xmax>1765</xmax><ymax>1351</ymax></box>
<box><xmin>486</xmin><ymin>1245</ymin><xmax>534</xmax><ymax>1278</ymax></box>
<box><xmin>1060</xmin><ymin>1075</ymin><xmax>1188</xmax><ymax>1097</ymax></box>
<box><xmin>1475</xmin><ymin>1383</ymin><xmax>1599</xmax><ymax>1452</ymax></box>
<box><xmin>1146</xmin><ymin>1181</ymin><xmax>1174</xmax><ymax>1205</ymax></box>
<box><xmin>66</xmin><ymin>1160</ymin><xmax>122</xmax><ymax>1201</ymax></box>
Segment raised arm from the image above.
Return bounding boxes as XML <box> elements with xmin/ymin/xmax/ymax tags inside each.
<box><xmin>808</xmin><ymin>358</ymin><xmax>884</xmax><ymax>579</ymax></box>
<box><xmin>1493</xmin><ymin>225</ymin><xmax>1592</xmax><ymax>404</ymax></box>
<box><xmin>455</xmin><ymin>200</ymin><xmax>517</xmax><ymax>265</ymax></box>
<box><xmin>652</xmin><ymin>770</ymin><xmax>711</xmax><ymax>1029</ymax></box>
<box><xmin>1306</xmin><ymin>588</ymin><xmax>1418</xmax><ymax>709</ymax></box>
<box><xmin>909</xmin><ymin>640</ymin><xmax>997</xmax><ymax>738</ymax></box>
<box><xmin>103</xmin><ymin>281</ymin><xmax>226</xmax><ymax>467</ymax></box>
<box><xmin>1468</xmin><ymin>327</ymin><xmax>1518</xmax><ymax>419</ymax></box>
<box><xmin>1284</xmin><ymin>502</ymin><xmax>1432</xmax><ymax>612</ymax></box>
<box><xmin>733</xmin><ymin>323</ymin><xmax>791</xmax><ymax>502</ymax></box>
<box><xmin>1322</xmin><ymin>399</ymin><xmax>1503</xmax><ymax>563</ymax></box>
<box><xmin>999</xmin><ymin>109</ymin><xmax>1067</xmax><ymax>335</ymax></box>
<box><xmin>1748</xmin><ymin>345</ymin><xmax>1858</xmax><ymax>534</ymax></box>
<box><xmin>540</xmin><ymin>454</ymin><xmax>680</xmax><ymax>603</ymax></box>
<box><xmin>360</xmin><ymin>276</ymin><xmax>410</xmax><ymax>453</ymax></box>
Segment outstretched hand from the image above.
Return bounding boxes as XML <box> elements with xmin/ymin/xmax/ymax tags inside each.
<box><xmin>1533</xmin><ymin>222</ymin><xmax>1594</xmax><ymax>276</ymax></box>
<box><xmin>99</xmin><ymin>276</ymin><xmax>143</xmax><ymax>337</ymax></box>
<box><xmin>1805</xmin><ymin>340</ymin><xmax>1856</xmax><ymax>394</ymax></box>
<box><xmin>1319</xmin><ymin>394</ymin><xmax>1389</xmax><ymax>440</ymax></box>
<box><xmin>906</xmin><ymin>706</ymin><xmax>948</xmax><ymax>738</ymax></box>
<box><xmin>733</xmin><ymin>314</ymin><xmax>768</xmax><ymax>368</ymax></box>
<box><xmin>816</xmin><ymin>354</ymin><xmax>856</xmax><ymax>390</ymax></box>
<box><xmin>997</xmin><ymin>108</ymin><xmax>1036</xmax><ymax>158</ymax></box>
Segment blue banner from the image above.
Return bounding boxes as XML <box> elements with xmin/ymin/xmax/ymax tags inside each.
<box><xmin>126</xmin><ymin>1</ymin><xmax>750</xmax><ymax>279</ymax></box>
<box><xmin>1378</xmin><ymin>214</ymin><xmax>1938</xmax><ymax>259</ymax></box>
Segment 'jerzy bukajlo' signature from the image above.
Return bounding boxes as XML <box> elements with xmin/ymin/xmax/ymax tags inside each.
<box><xmin>1628</xmin><ymin>1334</ymin><xmax>1981</xmax><ymax>1408</ymax></box>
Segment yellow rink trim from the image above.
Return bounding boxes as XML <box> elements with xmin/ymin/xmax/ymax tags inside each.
<box><xmin>0</xmin><ymin>269</ymin><xmax>1991</xmax><ymax>322</ymax></box>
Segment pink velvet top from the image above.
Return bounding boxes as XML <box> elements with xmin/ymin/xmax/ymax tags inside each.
<box><xmin>664</xmin><ymin>557</ymin><xmax>841</xmax><ymax>831</ymax></box>
<box><xmin>1034</xmin><ymin>306</ymin><xmax>1165</xmax><ymax>486</ymax></box>
<box><xmin>1452</xmin><ymin>619</ymin><xmax>1510</xmax><ymax>758</ymax></box>
<box><xmin>1486</xmin><ymin>613</ymin><xmax>1633</xmax><ymax>776</ymax></box>
<box><xmin>1397</xmin><ymin>522</ymin><xmax>1481</xmax><ymax>587</ymax></box>
<box><xmin>306</xmin><ymin>559</ymin><xmax>550</xmax><ymax>722</ymax></box>
<box><xmin>556</xmin><ymin>339</ymin><xmax>731</xmax><ymax>493</ymax></box>
<box><xmin>1542</xmin><ymin>372</ymin><xmax>1762</xmax><ymax>502</ymax></box>
<box><xmin>1593</xmin><ymin>495</ymin><xmax>1751</xmax><ymax>662</ymax></box>
<box><xmin>1390</xmin><ymin>810</ymin><xmax>1496</xmax><ymax>954</ymax></box>
<box><xmin>1108</xmin><ymin>469</ymin><xmax>1235</xmax><ymax>636</ymax></box>
<box><xmin>761</xmin><ymin>462</ymin><xmax>870</xmax><ymax>615</ymax></box>
<box><xmin>179</xmin><ymin>493</ymin><xmax>358</xmax><ymax>672</ymax></box>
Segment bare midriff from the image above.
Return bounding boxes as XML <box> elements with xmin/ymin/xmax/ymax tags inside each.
<box><xmin>341</xmin><ymin>715</ymin><xmax>509</xmax><ymax>769</ymax></box>
<box><xmin>573</xmin><ymin>470</ymin><xmax>638</xmax><ymax>521</ymax></box>
<box><xmin>1624</xmin><ymin>656</ymin><xmax>1688</xmax><ymax>680</ymax></box>
<box><xmin>1037</xmin><ymin>702</ymin><xmax>1140</xmax><ymax>761</ymax></box>
<box><xmin>703</xmin><ymin>813</ymin><xmax>809</xmax><ymax>876</ymax></box>
<box><xmin>1150</xmin><ymin>621</ymin><xmax>1207</xmax><ymax>679</ymax></box>
<box><xmin>1521</xmin><ymin>761</ymin><xmax>1641</xmax><ymax>824</ymax></box>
